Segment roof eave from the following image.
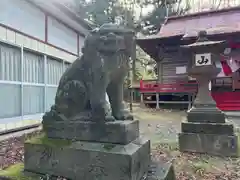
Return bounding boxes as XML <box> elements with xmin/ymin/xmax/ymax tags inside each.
<box><xmin>25</xmin><ymin>0</ymin><xmax>91</xmax><ymax>37</ymax></box>
<box><xmin>52</xmin><ymin>2</ymin><xmax>93</xmax><ymax>31</ymax></box>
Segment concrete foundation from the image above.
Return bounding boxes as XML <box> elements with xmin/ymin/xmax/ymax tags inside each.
<box><xmin>24</xmin><ymin>136</ymin><xmax>150</xmax><ymax>180</ymax></box>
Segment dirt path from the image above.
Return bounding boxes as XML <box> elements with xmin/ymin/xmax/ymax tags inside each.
<box><xmin>132</xmin><ymin>105</ymin><xmax>184</xmax><ymax>146</ymax></box>
<box><xmin>131</xmin><ymin>104</ymin><xmax>240</xmax><ymax>180</ymax></box>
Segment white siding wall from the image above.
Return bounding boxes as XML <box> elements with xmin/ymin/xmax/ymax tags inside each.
<box><xmin>0</xmin><ymin>0</ymin><xmax>86</xmax><ymax>132</ymax></box>
<box><xmin>0</xmin><ymin>0</ymin><xmax>82</xmax><ymax>63</ymax></box>
<box><xmin>0</xmin><ymin>45</ymin><xmax>21</xmax><ymax>81</ymax></box>
<box><xmin>0</xmin><ymin>44</ymin><xmax>21</xmax><ymax>119</ymax></box>
<box><xmin>0</xmin><ymin>0</ymin><xmax>45</xmax><ymax>40</ymax></box>
<box><xmin>48</xmin><ymin>17</ymin><xmax>78</xmax><ymax>55</ymax></box>
<box><xmin>23</xmin><ymin>52</ymin><xmax>44</xmax><ymax>83</ymax></box>
<box><xmin>0</xmin><ymin>42</ymin><xmax>71</xmax><ymax>131</ymax></box>
<box><xmin>22</xmin><ymin>51</ymin><xmax>45</xmax><ymax>116</ymax></box>
<box><xmin>0</xmin><ymin>23</ymin><xmax>78</xmax><ymax>64</ymax></box>
<box><xmin>47</xmin><ymin>57</ymin><xmax>64</xmax><ymax>85</ymax></box>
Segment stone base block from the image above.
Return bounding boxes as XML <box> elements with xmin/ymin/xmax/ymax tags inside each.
<box><xmin>0</xmin><ymin>158</ymin><xmax>176</xmax><ymax>180</ymax></box>
<box><xmin>145</xmin><ymin>160</ymin><xmax>175</xmax><ymax>180</ymax></box>
<box><xmin>24</xmin><ymin>135</ymin><xmax>150</xmax><ymax>180</ymax></box>
<box><xmin>179</xmin><ymin>132</ymin><xmax>238</xmax><ymax>156</ymax></box>
<box><xmin>187</xmin><ymin>107</ymin><xmax>226</xmax><ymax>123</ymax></box>
<box><xmin>181</xmin><ymin>122</ymin><xmax>234</xmax><ymax>135</ymax></box>
<box><xmin>44</xmin><ymin>120</ymin><xmax>139</xmax><ymax>145</ymax></box>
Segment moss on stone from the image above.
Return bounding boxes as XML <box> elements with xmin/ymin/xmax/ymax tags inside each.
<box><xmin>0</xmin><ymin>163</ymin><xmax>39</xmax><ymax>180</ymax></box>
<box><xmin>25</xmin><ymin>133</ymin><xmax>72</xmax><ymax>148</ymax></box>
<box><xmin>103</xmin><ymin>144</ymin><xmax>116</xmax><ymax>150</ymax></box>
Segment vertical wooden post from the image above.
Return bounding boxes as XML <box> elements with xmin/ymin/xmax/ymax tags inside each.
<box><xmin>129</xmin><ymin>87</ymin><xmax>133</xmax><ymax>112</ymax></box>
<box><xmin>188</xmin><ymin>93</ymin><xmax>192</xmax><ymax>110</ymax></box>
<box><xmin>140</xmin><ymin>93</ymin><xmax>144</xmax><ymax>107</ymax></box>
<box><xmin>140</xmin><ymin>93</ymin><xmax>143</xmax><ymax>102</ymax></box>
<box><xmin>157</xmin><ymin>62</ymin><xmax>162</xmax><ymax>83</ymax></box>
<box><xmin>156</xmin><ymin>93</ymin><xmax>160</xmax><ymax>109</ymax></box>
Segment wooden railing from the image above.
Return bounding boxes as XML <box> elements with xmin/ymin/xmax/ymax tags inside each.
<box><xmin>140</xmin><ymin>80</ymin><xmax>198</xmax><ymax>93</ymax></box>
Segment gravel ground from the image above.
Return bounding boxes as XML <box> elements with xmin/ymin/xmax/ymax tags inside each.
<box><xmin>132</xmin><ymin>105</ymin><xmax>184</xmax><ymax>146</ymax></box>
<box><xmin>1</xmin><ymin>104</ymin><xmax>240</xmax><ymax>180</ymax></box>
<box><xmin>132</xmin><ymin>104</ymin><xmax>240</xmax><ymax>180</ymax></box>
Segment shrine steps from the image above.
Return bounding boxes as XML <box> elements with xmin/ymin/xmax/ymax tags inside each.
<box><xmin>212</xmin><ymin>92</ymin><xmax>240</xmax><ymax>111</ymax></box>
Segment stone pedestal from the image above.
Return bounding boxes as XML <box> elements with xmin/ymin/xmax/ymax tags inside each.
<box><xmin>24</xmin><ymin>135</ymin><xmax>150</xmax><ymax>180</ymax></box>
<box><xmin>23</xmin><ymin>120</ymin><xmax>175</xmax><ymax>180</ymax></box>
<box><xmin>44</xmin><ymin>120</ymin><xmax>140</xmax><ymax>144</ymax></box>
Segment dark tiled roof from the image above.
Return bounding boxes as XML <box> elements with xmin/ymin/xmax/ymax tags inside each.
<box><xmin>158</xmin><ymin>6</ymin><xmax>240</xmax><ymax>38</ymax></box>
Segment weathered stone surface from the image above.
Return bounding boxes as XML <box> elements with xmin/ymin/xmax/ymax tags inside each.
<box><xmin>144</xmin><ymin>160</ymin><xmax>175</xmax><ymax>180</ymax></box>
<box><xmin>1</xmin><ymin>158</ymin><xmax>177</xmax><ymax>180</ymax></box>
<box><xmin>45</xmin><ymin>120</ymin><xmax>139</xmax><ymax>145</ymax></box>
<box><xmin>42</xmin><ymin>24</ymin><xmax>136</xmax><ymax>125</ymax></box>
<box><xmin>181</xmin><ymin>122</ymin><xmax>234</xmax><ymax>135</ymax></box>
<box><xmin>179</xmin><ymin>132</ymin><xmax>238</xmax><ymax>156</ymax></box>
<box><xmin>24</xmin><ymin>137</ymin><xmax>150</xmax><ymax>180</ymax></box>
<box><xmin>187</xmin><ymin>107</ymin><xmax>226</xmax><ymax>123</ymax></box>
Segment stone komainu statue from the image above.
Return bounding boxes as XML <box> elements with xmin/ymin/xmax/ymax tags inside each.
<box><xmin>43</xmin><ymin>24</ymin><xmax>136</xmax><ymax>123</ymax></box>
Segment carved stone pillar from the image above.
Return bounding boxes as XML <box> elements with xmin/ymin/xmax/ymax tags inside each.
<box><xmin>178</xmin><ymin>31</ymin><xmax>238</xmax><ymax>156</ymax></box>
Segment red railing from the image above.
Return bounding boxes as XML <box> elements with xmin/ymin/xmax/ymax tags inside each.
<box><xmin>140</xmin><ymin>80</ymin><xmax>198</xmax><ymax>93</ymax></box>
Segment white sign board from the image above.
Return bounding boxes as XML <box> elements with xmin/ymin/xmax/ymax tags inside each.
<box><xmin>195</xmin><ymin>53</ymin><xmax>211</xmax><ymax>66</ymax></box>
<box><xmin>176</xmin><ymin>66</ymin><xmax>186</xmax><ymax>74</ymax></box>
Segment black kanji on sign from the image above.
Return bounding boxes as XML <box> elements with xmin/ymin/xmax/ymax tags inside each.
<box><xmin>197</xmin><ymin>55</ymin><xmax>209</xmax><ymax>65</ymax></box>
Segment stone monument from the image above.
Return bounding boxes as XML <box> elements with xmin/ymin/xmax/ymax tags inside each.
<box><xmin>179</xmin><ymin>31</ymin><xmax>239</xmax><ymax>156</ymax></box>
<box><xmin>23</xmin><ymin>24</ymin><xmax>175</xmax><ymax>180</ymax></box>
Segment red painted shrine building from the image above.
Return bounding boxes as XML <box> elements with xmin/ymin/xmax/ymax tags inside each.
<box><xmin>137</xmin><ymin>7</ymin><xmax>240</xmax><ymax>111</ymax></box>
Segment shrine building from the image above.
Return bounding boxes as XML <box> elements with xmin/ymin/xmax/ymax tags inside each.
<box><xmin>137</xmin><ymin>6</ymin><xmax>240</xmax><ymax>111</ymax></box>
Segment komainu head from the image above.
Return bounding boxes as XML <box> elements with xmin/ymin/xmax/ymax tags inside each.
<box><xmin>82</xmin><ymin>23</ymin><xmax>136</xmax><ymax>59</ymax></box>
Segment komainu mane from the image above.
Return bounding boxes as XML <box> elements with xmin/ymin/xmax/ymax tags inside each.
<box><xmin>43</xmin><ymin>23</ymin><xmax>136</xmax><ymax>123</ymax></box>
